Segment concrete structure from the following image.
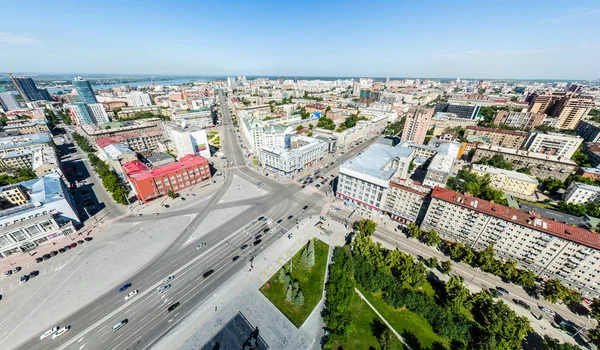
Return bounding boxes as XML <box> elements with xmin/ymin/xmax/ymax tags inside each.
<box><xmin>117</xmin><ymin>106</ymin><xmax>161</xmax><ymax>119</ymax></box>
<box><xmin>0</xmin><ymin>174</ymin><xmax>78</xmax><ymax>257</ymax></box>
<box><xmin>126</xmin><ymin>92</ymin><xmax>153</xmax><ymax>107</ymax></box>
<box><xmin>0</xmin><ymin>92</ymin><xmax>20</xmax><ymax>111</ymax></box>
<box><xmin>522</xmin><ymin>131</ymin><xmax>583</xmax><ymax>158</ymax></box>
<box><xmin>99</xmin><ymin>143</ymin><xmax>138</xmax><ymax>181</ymax></box>
<box><xmin>259</xmin><ymin>136</ymin><xmax>328</xmax><ymax>176</ymax></box>
<box><xmin>0</xmin><ymin>132</ymin><xmax>53</xmax><ymax>157</ymax></box>
<box><xmin>429</xmin><ymin>112</ymin><xmax>479</xmax><ymax>135</ymax></box>
<box><xmin>95</xmin><ymin>130</ymin><xmax>163</xmax><ymax>154</ymax></box>
<box><xmin>493</xmin><ymin>110</ymin><xmax>546</xmax><ymax>129</ymax></box>
<box><xmin>472</xmin><ymin>144</ymin><xmax>578</xmax><ymax>181</ymax></box>
<box><xmin>122</xmin><ymin>154</ymin><xmax>211</xmax><ymax>202</ymax></box>
<box><xmin>576</xmin><ymin>119</ymin><xmax>600</xmax><ymax>143</ymax></box>
<box><xmin>465</xmin><ymin>126</ymin><xmax>528</xmax><ymax>149</ymax></box>
<box><xmin>163</xmin><ymin>123</ymin><xmax>210</xmax><ymax>159</ymax></box>
<box><xmin>528</xmin><ymin>91</ymin><xmax>594</xmax><ymax>130</ymax></box>
<box><xmin>2</xmin><ymin>119</ymin><xmax>49</xmax><ymax>135</ymax></box>
<box><xmin>401</xmin><ymin>108</ymin><xmax>433</xmax><ymax>144</ymax></box>
<box><xmin>471</xmin><ymin>164</ymin><xmax>539</xmax><ymax>197</ymax></box>
<box><xmin>434</xmin><ymin>103</ymin><xmax>480</xmax><ymax>119</ymax></box>
<box><xmin>8</xmin><ymin>75</ymin><xmax>51</xmax><ymax>103</ymax></box>
<box><xmin>422</xmin><ymin>142</ymin><xmax>460</xmax><ymax>188</ymax></box>
<box><xmin>382</xmin><ymin>180</ymin><xmax>430</xmax><ymax>224</ymax></box>
<box><xmin>147</xmin><ymin>152</ymin><xmax>175</xmax><ymax>167</ymax></box>
<box><xmin>171</xmin><ymin>109</ymin><xmax>212</xmax><ymax>129</ymax></box>
<box><xmin>421</xmin><ymin>186</ymin><xmax>600</xmax><ymax>296</ymax></box>
<box><xmin>563</xmin><ymin>182</ymin><xmax>600</xmax><ymax>204</ymax></box>
<box><xmin>337</xmin><ymin>142</ymin><xmax>413</xmax><ymax>212</ymax></box>
<box><xmin>72</xmin><ymin>77</ymin><xmax>97</xmax><ymax>104</ymax></box>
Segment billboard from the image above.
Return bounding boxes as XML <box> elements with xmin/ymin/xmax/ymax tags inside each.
<box><xmin>190</xmin><ymin>130</ymin><xmax>210</xmax><ymax>158</ymax></box>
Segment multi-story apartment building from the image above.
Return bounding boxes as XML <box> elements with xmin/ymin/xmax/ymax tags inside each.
<box><xmin>471</xmin><ymin>164</ymin><xmax>538</xmax><ymax>197</ymax></box>
<box><xmin>337</xmin><ymin>143</ymin><xmax>413</xmax><ymax>212</ymax></box>
<box><xmin>0</xmin><ymin>146</ymin><xmax>59</xmax><ymax>177</ymax></box>
<box><xmin>240</xmin><ymin>113</ymin><xmax>265</xmax><ymax>151</ymax></box>
<box><xmin>69</xmin><ymin>103</ymin><xmax>109</xmax><ymax>125</ymax></box>
<box><xmin>8</xmin><ymin>75</ymin><xmax>51</xmax><ymax>103</ymax></box>
<box><xmin>423</xmin><ymin>143</ymin><xmax>460</xmax><ymax>188</ymax></box>
<box><xmin>2</xmin><ymin>119</ymin><xmax>49</xmax><ymax>135</ymax></box>
<box><xmin>434</xmin><ymin>103</ymin><xmax>480</xmax><ymax>119</ymax></box>
<box><xmin>122</xmin><ymin>154</ymin><xmax>211</xmax><ymax>202</ymax></box>
<box><xmin>0</xmin><ymin>132</ymin><xmax>53</xmax><ymax>157</ymax></box>
<box><xmin>576</xmin><ymin>119</ymin><xmax>600</xmax><ymax>143</ymax></box>
<box><xmin>95</xmin><ymin>130</ymin><xmax>163</xmax><ymax>154</ymax></box>
<box><xmin>522</xmin><ymin>131</ymin><xmax>583</xmax><ymax>158</ymax></box>
<box><xmin>465</xmin><ymin>126</ymin><xmax>528</xmax><ymax>149</ymax></box>
<box><xmin>0</xmin><ymin>92</ymin><xmax>20</xmax><ymax>111</ymax></box>
<box><xmin>0</xmin><ymin>174</ymin><xmax>78</xmax><ymax>257</ymax></box>
<box><xmin>528</xmin><ymin>91</ymin><xmax>594</xmax><ymax>130</ymax></box>
<box><xmin>117</xmin><ymin>106</ymin><xmax>161</xmax><ymax>119</ymax></box>
<box><xmin>472</xmin><ymin>144</ymin><xmax>577</xmax><ymax>181</ymax></box>
<box><xmin>493</xmin><ymin>110</ymin><xmax>546</xmax><ymax>129</ymax></box>
<box><xmin>430</xmin><ymin>112</ymin><xmax>479</xmax><ymax>136</ymax></box>
<box><xmin>81</xmin><ymin>118</ymin><xmax>163</xmax><ymax>141</ymax></box>
<box><xmin>260</xmin><ymin>136</ymin><xmax>328</xmax><ymax>176</ymax></box>
<box><xmin>72</xmin><ymin>77</ymin><xmax>97</xmax><ymax>104</ymax></box>
<box><xmin>126</xmin><ymin>92</ymin><xmax>153</xmax><ymax>107</ymax></box>
<box><xmin>563</xmin><ymin>182</ymin><xmax>600</xmax><ymax>204</ymax></box>
<box><xmin>382</xmin><ymin>180</ymin><xmax>430</xmax><ymax>224</ymax></box>
<box><xmin>171</xmin><ymin>109</ymin><xmax>212</xmax><ymax>129</ymax></box>
<box><xmin>421</xmin><ymin>187</ymin><xmax>600</xmax><ymax>296</ymax></box>
<box><xmin>582</xmin><ymin>143</ymin><xmax>600</xmax><ymax>167</ymax></box>
<box><xmin>400</xmin><ymin>108</ymin><xmax>433</xmax><ymax>144</ymax></box>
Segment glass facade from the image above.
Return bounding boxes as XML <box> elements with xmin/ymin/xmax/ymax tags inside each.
<box><xmin>73</xmin><ymin>78</ymin><xmax>98</xmax><ymax>103</ymax></box>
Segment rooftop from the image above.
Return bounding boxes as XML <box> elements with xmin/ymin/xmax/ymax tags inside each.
<box><xmin>0</xmin><ymin>174</ymin><xmax>67</xmax><ymax>219</ymax></box>
<box><xmin>340</xmin><ymin>143</ymin><xmax>413</xmax><ymax>181</ymax></box>
<box><xmin>102</xmin><ymin>143</ymin><xmax>136</xmax><ymax>159</ymax></box>
<box><xmin>476</xmin><ymin>144</ymin><xmax>578</xmax><ymax>165</ymax></box>
<box><xmin>466</xmin><ymin>125</ymin><xmax>528</xmax><ymax>136</ymax></box>
<box><xmin>0</xmin><ymin>132</ymin><xmax>52</xmax><ymax>151</ymax></box>
<box><xmin>431</xmin><ymin>187</ymin><xmax>600</xmax><ymax>250</ymax></box>
<box><xmin>569</xmin><ymin>182</ymin><xmax>600</xmax><ymax>193</ymax></box>
<box><xmin>123</xmin><ymin>154</ymin><xmax>208</xmax><ymax>182</ymax></box>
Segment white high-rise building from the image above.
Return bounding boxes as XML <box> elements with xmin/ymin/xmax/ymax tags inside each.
<box><xmin>126</xmin><ymin>93</ymin><xmax>153</xmax><ymax>107</ymax></box>
<box><xmin>69</xmin><ymin>103</ymin><xmax>109</xmax><ymax>125</ymax></box>
<box><xmin>86</xmin><ymin>103</ymin><xmax>109</xmax><ymax>124</ymax></box>
<box><xmin>0</xmin><ymin>92</ymin><xmax>20</xmax><ymax>111</ymax></box>
<box><xmin>227</xmin><ymin>77</ymin><xmax>236</xmax><ymax>88</ymax></box>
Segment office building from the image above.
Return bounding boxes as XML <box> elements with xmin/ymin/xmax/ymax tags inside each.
<box><xmin>563</xmin><ymin>182</ymin><xmax>600</xmax><ymax>204</ymax></box>
<box><xmin>465</xmin><ymin>126</ymin><xmax>528</xmax><ymax>149</ymax></box>
<box><xmin>401</xmin><ymin>108</ymin><xmax>433</xmax><ymax>144</ymax></box>
<box><xmin>126</xmin><ymin>92</ymin><xmax>153</xmax><ymax>107</ymax></box>
<box><xmin>98</xmin><ymin>143</ymin><xmax>138</xmax><ymax>181</ymax></box>
<box><xmin>260</xmin><ymin>136</ymin><xmax>328</xmax><ymax>176</ymax></box>
<box><xmin>337</xmin><ymin>143</ymin><xmax>413</xmax><ymax>212</ymax></box>
<box><xmin>383</xmin><ymin>181</ymin><xmax>430</xmax><ymax>224</ymax></box>
<box><xmin>430</xmin><ymin>112</ymin><xmax>479</xmax><ymax>135</ymax></box>
<box><xmin>72</xmin><ymin>77</ymin><xmax>97</xmax><ymax>103</ymax></box>
<box><xmin>471</xmin><ymin>164</ymin><xmax>539</xmax><ymax>197</ymax></box>
<box><xmin>422</xmin><ymin>142</ymin><xmax>460</xmax><ymax>188</ymax></box>
<box><xmin>434</xmin><ymin>103</ymin><xmax>480</xmax><ymax>119</ymax></box>
<box><xmin>0</xmin><ymin>92</ymin><xmax>20</xmax><ymax>111</ymax></box>
<box><xmin>163</xmin><ymin>123</ymin><xmax>210</xmax><ymax>159</ymax></box>
<box><xmin>472</xmin><ymin>144</ymin><xmax>577</xmax><ymax>181</ymax></box>
<box><xmin>0</xmin><ymin>146</ymin><xmax>59</xmax><ymax>177</ymax></box>
<box><xmin>522</xmin><ymin>131</ymin><xmax>582</xmax><ymax>158</ymax></box>
<box><xmin>493</xmin><ymin>110</ymin><xmax>546</xmax><ymax>129</ymax></box>
<box><xmin>8</xmin><ymin>74</ymin><xmax>51</xmax><ymax>103</ymax></box>
<box><xmin>0</xmin><ymin>174</ymin><xmax>79</xmax><ymax>257</ymax></box>
<box><xmin>227</xmin><ymin>77</ymin><xmax>236</xmax><ymax>88</ymax></box>
<box><xmin>69</xmin><ymin>103</ymin><xmax>109</xmax><ymax>125</ymax></box>
<box><xmin>123</xmin><ymin>154</ymin><xmax>211</xmax><ymax>202</ymax></box>
<box><xmin>528</xmin><ymin>92</ymin><xmax>594</xmax><ymax>130</ymax></box>
<box><xmin>421</xmin><ymin>186</ymin><xmax>600</xmax><ymax>296</ymax></box>
<box><xmin>2</xmin><ymin>119</ymin><xmax>49</xmax><ymax>135</ymax></box>
<box><xmin>576</xmin><ymin>119</ymin><xmax>600</xmax><ymax>143</ymax></box>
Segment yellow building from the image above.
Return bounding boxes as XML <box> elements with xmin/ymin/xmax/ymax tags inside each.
<box><xmin>471</xmin><ymin>164</ymin><xmax>538</xmax><ymax>197</ymax></box>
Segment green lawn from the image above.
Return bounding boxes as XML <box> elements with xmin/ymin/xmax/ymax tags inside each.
<box><xmin>260</xmin><ymin>239</ymin><xmax>329</xmax><ymax>327</ymax></box>
<box><xmin>358</xmin><ymin>287</ymin><xmax>448</xmax><ymax>349</ymax></box>
<box><xmin>341</xmin><ymin>292</ymin><xmax>405</xmax><ymax>350</ymax></box>
<box><xmin>207</xmin><ymin>131</ymin><xmax>218</xmax><ymax>138</ymax></box>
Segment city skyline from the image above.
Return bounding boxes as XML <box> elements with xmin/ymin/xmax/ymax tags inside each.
<box><xmin>1</xmin><ymin>0</ymin><xmax>600</xmax><ymax>80</ymax></box>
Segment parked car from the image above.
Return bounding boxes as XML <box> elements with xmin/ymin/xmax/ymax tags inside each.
<box><xmin>29</xmin><ymin>270</ymin><xmax>40</xmax><ymax>278</ymax></box>
<box><xmin>232</xmin><ymin>256</ymin><xmax>240</xmax><ymax>262</ymax></box>
<box><xmin>4</xmin><ymin>270</ymin><xmax>12</xmax><ymax>276</ymax></box>
<box><xmin>303</xmin><ymin>205</ymin><xmax>308</xmax><ymax>210</ymax></box>
<box><xmin>253</xmin><ymin>239</ymin><xmax>262</xmax><ymax>246</ymax></box>
<box><xmin>35</xmin><ymin>257</ymin><xmax>44</xmax><ymax>263</ymax></box>
<box><xmin>20</xmin><ymin>275</ymin><xmax>29</xmax><ymax>283</ymax></box>
<box><xmin>58</xmin><ymin>248</ymin><xmax>66</xmax><ymax>253</ymax></box>
<box><xmin>63</xmin><ymin>246</ymin><xmax>71</xmax><ymax>251</ymax></box>
<box><xmin>496</xmin><ymin>286</ymin><xmax>510</xmax><ymax>295</ymax></box>
<box><xmin>50</xmin><ymin>251</ymin><xmax>58</xmax><ymax>257</ymax></box>
<box><xmin>512</xmin><ymin>299</ymin><xmax>531</xmax><ymax>310</ymax></box>
<box><xmin>70</xmin><ymin>243</ymin><xmax>77</xmax><ymax>248</ymax></box>
<box><xmin>85</xmin><ymin>237</ymin><xmax>93</xmax><ymax>242</ymax></box>
<box><xmin>255</xmin><ymin>234</ymin><xmax>262</xmax><ymax>240</ymax></box>
<box><xmin>42</xmin><ymin>254</ymin><xmax>51</xmax><ymax>260</ymax></box>
<box><xmin>263</xmin><ymin>228</ymin><xmax>269</xmax><ymax>233</ymax></box>
<box><xmin>240</xmin><ymin>244</ymin><xmax>248</xmax><ymax>250</ymax></box>
<box><xmin>125</xmin><ymin>290</ymin><xmax>139</xmax><ymax>301</ymax></box>
<box><xmin>13</xmin><ymin>266</ymin><xmax>21</xmax><ymax>273</ymax></box>
<box><xmin>287</xmin><ymin>215</ymin><xmax>294</xmax><ymax>220</ymax></box>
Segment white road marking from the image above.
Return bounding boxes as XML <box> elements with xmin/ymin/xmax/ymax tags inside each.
<box><xmin>79</xmin><ymin>344</ymin><xmax>86</xmax><ymax>349</ymax></box>
<box><xmin>78</xmin><ymin>337</ymin><xmax>84</xmax><ymax>343</ymax></box>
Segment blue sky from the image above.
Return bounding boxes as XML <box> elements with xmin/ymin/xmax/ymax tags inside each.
<box><xmin>1</xmin><ymin>0</ymin><xmax>599</xmax><ymax>79</ymax></box>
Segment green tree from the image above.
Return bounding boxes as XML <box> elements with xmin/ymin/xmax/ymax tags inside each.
<box><xmin>541</xmin><ymin>335</ymin><xmax>585</xmax><ymax>350</ymax></box>
<box><xmin>512</xmin><ymin>269</ymin><xmax>536</xmax><ymax>287</ymax></box>
<box><xmin>441</xmin><ymin>260</ymin><xmax>452</xmax><ymax>274</ymax></box>
<box><xmin>541</xmin><ymin>279</ymin><xmax>573</xmax><ymax>303</ymax></box>
<box><xmin>589</xmin><ymin>326</ymin><xmax>600</xmax><ymax>348</ymax></box>
<box><xmin>323</xmin><ymin>248</ymin><xmax>355</xmax><ymax>347</ymax></box>
<box><xmin>406</xmin><ymin>222</ymin><xmax>422</xmax><ymax>239</ymax></box>
<box><xmin>277</xmin><ymin>268</ymin><xmax>286</xmax><ymax>283</ymax></box>
<box><xmin>294</xmin><ymin>289</ymin><xmax>304</xmax><ymax>307</ymax></box>
<box><xmin>167</xmin><ymin>189</ymin><xmax>177</xmax><ymax>199</ymax></box>
<box><xmin>516</xmin><ymin>167</ymin><xmax>532</xmax><ymax>175</ymax></box>
<box><xmin>283</xmin><ymin>274</ymin><xmax>291</xmax><ymax>288</ymax></box>
<box><xmin>476</xmin><ymin>245</ymin><xmax>497</xmax><ymax>271</ymax></box>
<box><xmin>296</xmin><ymin>124</ymin><xmax>303</xmax><ymax>131</ymax></box>
<box><xmin>445</xmin><ymin>276</ymin><xmax>470</xmax><ymax>312</ymax></box>
<box><xmin>421</xmin><ymin>229</ymin><xmax>441</xmax><ymax>246</ymax></box>
<box><xmin>428</xmin><ymin>256</ymin><xmax>439</xmax><ymax>269</ymax></box>
<box><xmin>308</xmin><ymin>123</ymin><xmax>314</xmax><ymax>130</ymax></box>
<box><xmin>377</xmin><ymin>328</ymin><xmax>394</xmax><ymax>350</ymax></box>
<box><xmin>285</xmin><ymin>284</ymin><xmax>293</xmax><ymax>302</ymax></box>
<box><xmin>302</xmin><ymin>239</ymin><xmax>315</xmax><ymax>267</ymax></box>
<box><xmin>354</xmin><ymin>218</ymin><xmax>377</xmax><ymax>236</ymax></box>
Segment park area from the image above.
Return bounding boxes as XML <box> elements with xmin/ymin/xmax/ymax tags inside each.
<box><xmin>260</xmin><ymin>239</ymin><xmax>329</xmax><ymax>328</ymax></box>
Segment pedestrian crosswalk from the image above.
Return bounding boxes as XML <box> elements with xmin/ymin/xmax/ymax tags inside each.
<box><xmin>99</xmin><ymin>213</ymin><xmax>132</xmax><ymax>227</ymax></box>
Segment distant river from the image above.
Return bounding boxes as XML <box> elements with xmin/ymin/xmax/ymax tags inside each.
<box><xmin>46</xmin><ymin>78</ymin><xmax>203</xmax><ymax>94</ymax></box>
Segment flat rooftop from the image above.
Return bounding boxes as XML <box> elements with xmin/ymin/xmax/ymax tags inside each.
<box><xmin>341</xmin><ymin>142</ymin><xmax>413</xmax><ymax>180</ymax></box>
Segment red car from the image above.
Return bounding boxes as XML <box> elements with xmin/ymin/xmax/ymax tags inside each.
<box><xmin>70</xmin><ymin>243</ymin><xmax>77</xmax><ymax>249</ymax></box>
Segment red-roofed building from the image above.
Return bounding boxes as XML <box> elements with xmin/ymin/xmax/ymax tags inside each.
<box><xmin>122</xmin><ymin>154</ymin><xmax>211</xmax><ymax>202</ymax></box>
<box><xmin>421</xmin><ymin>186</ymin><xmax>600</xmax><ymax>296</ymax></box>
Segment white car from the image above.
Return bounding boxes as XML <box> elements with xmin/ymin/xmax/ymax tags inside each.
<box><xmin>52</xmin><ymin>325</ymin><xmax>71</xmax><ymax>339</ymax></box>
<box><xmin>157</xmin><ymin>284</ymin><xmax>171</xmax><ymax>294</ymax></box>
<box><xmin>163</xmin><ymin>276</ymin><xmax>176</xmax><ymax>284</ymax></box>
<box><xmin>40</xmin><ymin>326</ymin><xmax>59</xmax><ymax>340</ymax></box>
<box><xmin>125</xmin><ymin>290</ymin><xmax>139</xmax><ymax>301</ymax></box>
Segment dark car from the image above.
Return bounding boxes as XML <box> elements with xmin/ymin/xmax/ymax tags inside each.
<box><xmin>287</xmin><ymin>215</ymin><xmax>293</xmax><ymax>220</ymax></box>
<box><xmin>13</xmin><ymin>266</ymin><xmax>21</xmax><ymax>273</ymax></box>
<box><xmin>50</xmin><ymin>251</ymin><xmax>58</xmax><ymax>257</ymax></box>
<box><xmin>58</xmin><ymin>248</ymin><xmax>66</xmax><ymax>253</ymax></box>
<box><xmin>119</xmin><ymin>283</ymin><xmax>132</xmax><ymax>293</ymax></box>
<box><xmin>77</xmin><ymin>240</ymin><xmax>84</xmax><ymax>245</ymax></box>
<box><xmin>496</xmin><ymin>286</ymin><xmax>510</xmax><ymax>295</ymax></box>
<box><xmin>276</xmin><ymin>219</ymin><xmax>282</xmax><ymax>224</ymax></box>
<box><xmin>4</xmin><ymin>270</ymin><xmax>12</xmax><ymax>276</ymax></box>
<box><xmin>232</xmin><ymin>256</ymin><xmax>240</xmax><ymax>262</ymax></box>
<box><xmin>63</xmin><ymin>246</ymin><xmax>71</xmax><ymax>251</ymax></box>
<box><xmin>164</xmin><ymin>204</ymin><xmax>170</xmax><ymax>208</ymax></box>
<box><xmin>488</xmin><ymin>289</ymin><xmax>500</xmax><ymax>298</ymax></box>
<box><xmin>168</xmin><ymin>302</ymin><xmax>180</xmax><ymax>313</ymax></box>
<box><xmin>20</xmin><ymin>275</ymin><xmax>30</xmax><ymax>283</ymax></box>
<box><xmin>85</xmin><ymin>237</ymin><xmax>93</xmax><ymax>242</ymax></box>
<box><xmin>253</xmin><ymin>239</ymin><xmax>262</xmax><ymax>246</ymax></box>
<box><xmin>512</xmin><ymin>298</ymin><xmax>531</xmax><ymax>310</ymax></box>
<box><xmin>35</xmin><ymin>257</ymin><xmax>44</xmax><ymax>263</ymax></box>
<box><xmin>43</xmin><ymin>254</ymin><xmax>51</xmax><ymax>260</ymax></box>
<box><xmin>70</xmin><ymin>243</ymin><xmax>77</xmax><ymax>248</ymax></box>
<box><xmin>255</xmin><ymin>234</ymin><xmax>262</xmax><ymax>240</ymax></box>
<box><xmin>303</xmin><ymin>205</ymin><xmax>308</xmax><ymax>210</ymax></box>
<box><xmin>240</xmin><ymin>244</ymin><xmax>248</xmax><ymax>250</ymax></box>
<box><xmin>181</xmin><ymin>197</ymin><xmax>186</xmax><ymax>201</ymax></box>
<box><xmin>263</xmin><ymin>228</ymin><xmax>269</xmax><ymax>233</ymax></box>
<box><xmin>315</xmin><ymin>184</ymin><xmax>320</xmax><ymax>188</ymax></box>
<box><xmin>258</xmin><ymin>216</ymin><xmax>264</xmax><ymax>221</ymax></box>
<box><xmin>203</xmin><ymin>270</ymin><xmax>214</xmax><ymax>278</ymax></box>
<box><xmin>301</xmin><ymin>185</ymin><xmax>305</xmax><ymax>188</ymax></box>
<box><xmin>29</xmin><ymin>270</ymin><xmax>40</xmax><ymax>278</ymax></box>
